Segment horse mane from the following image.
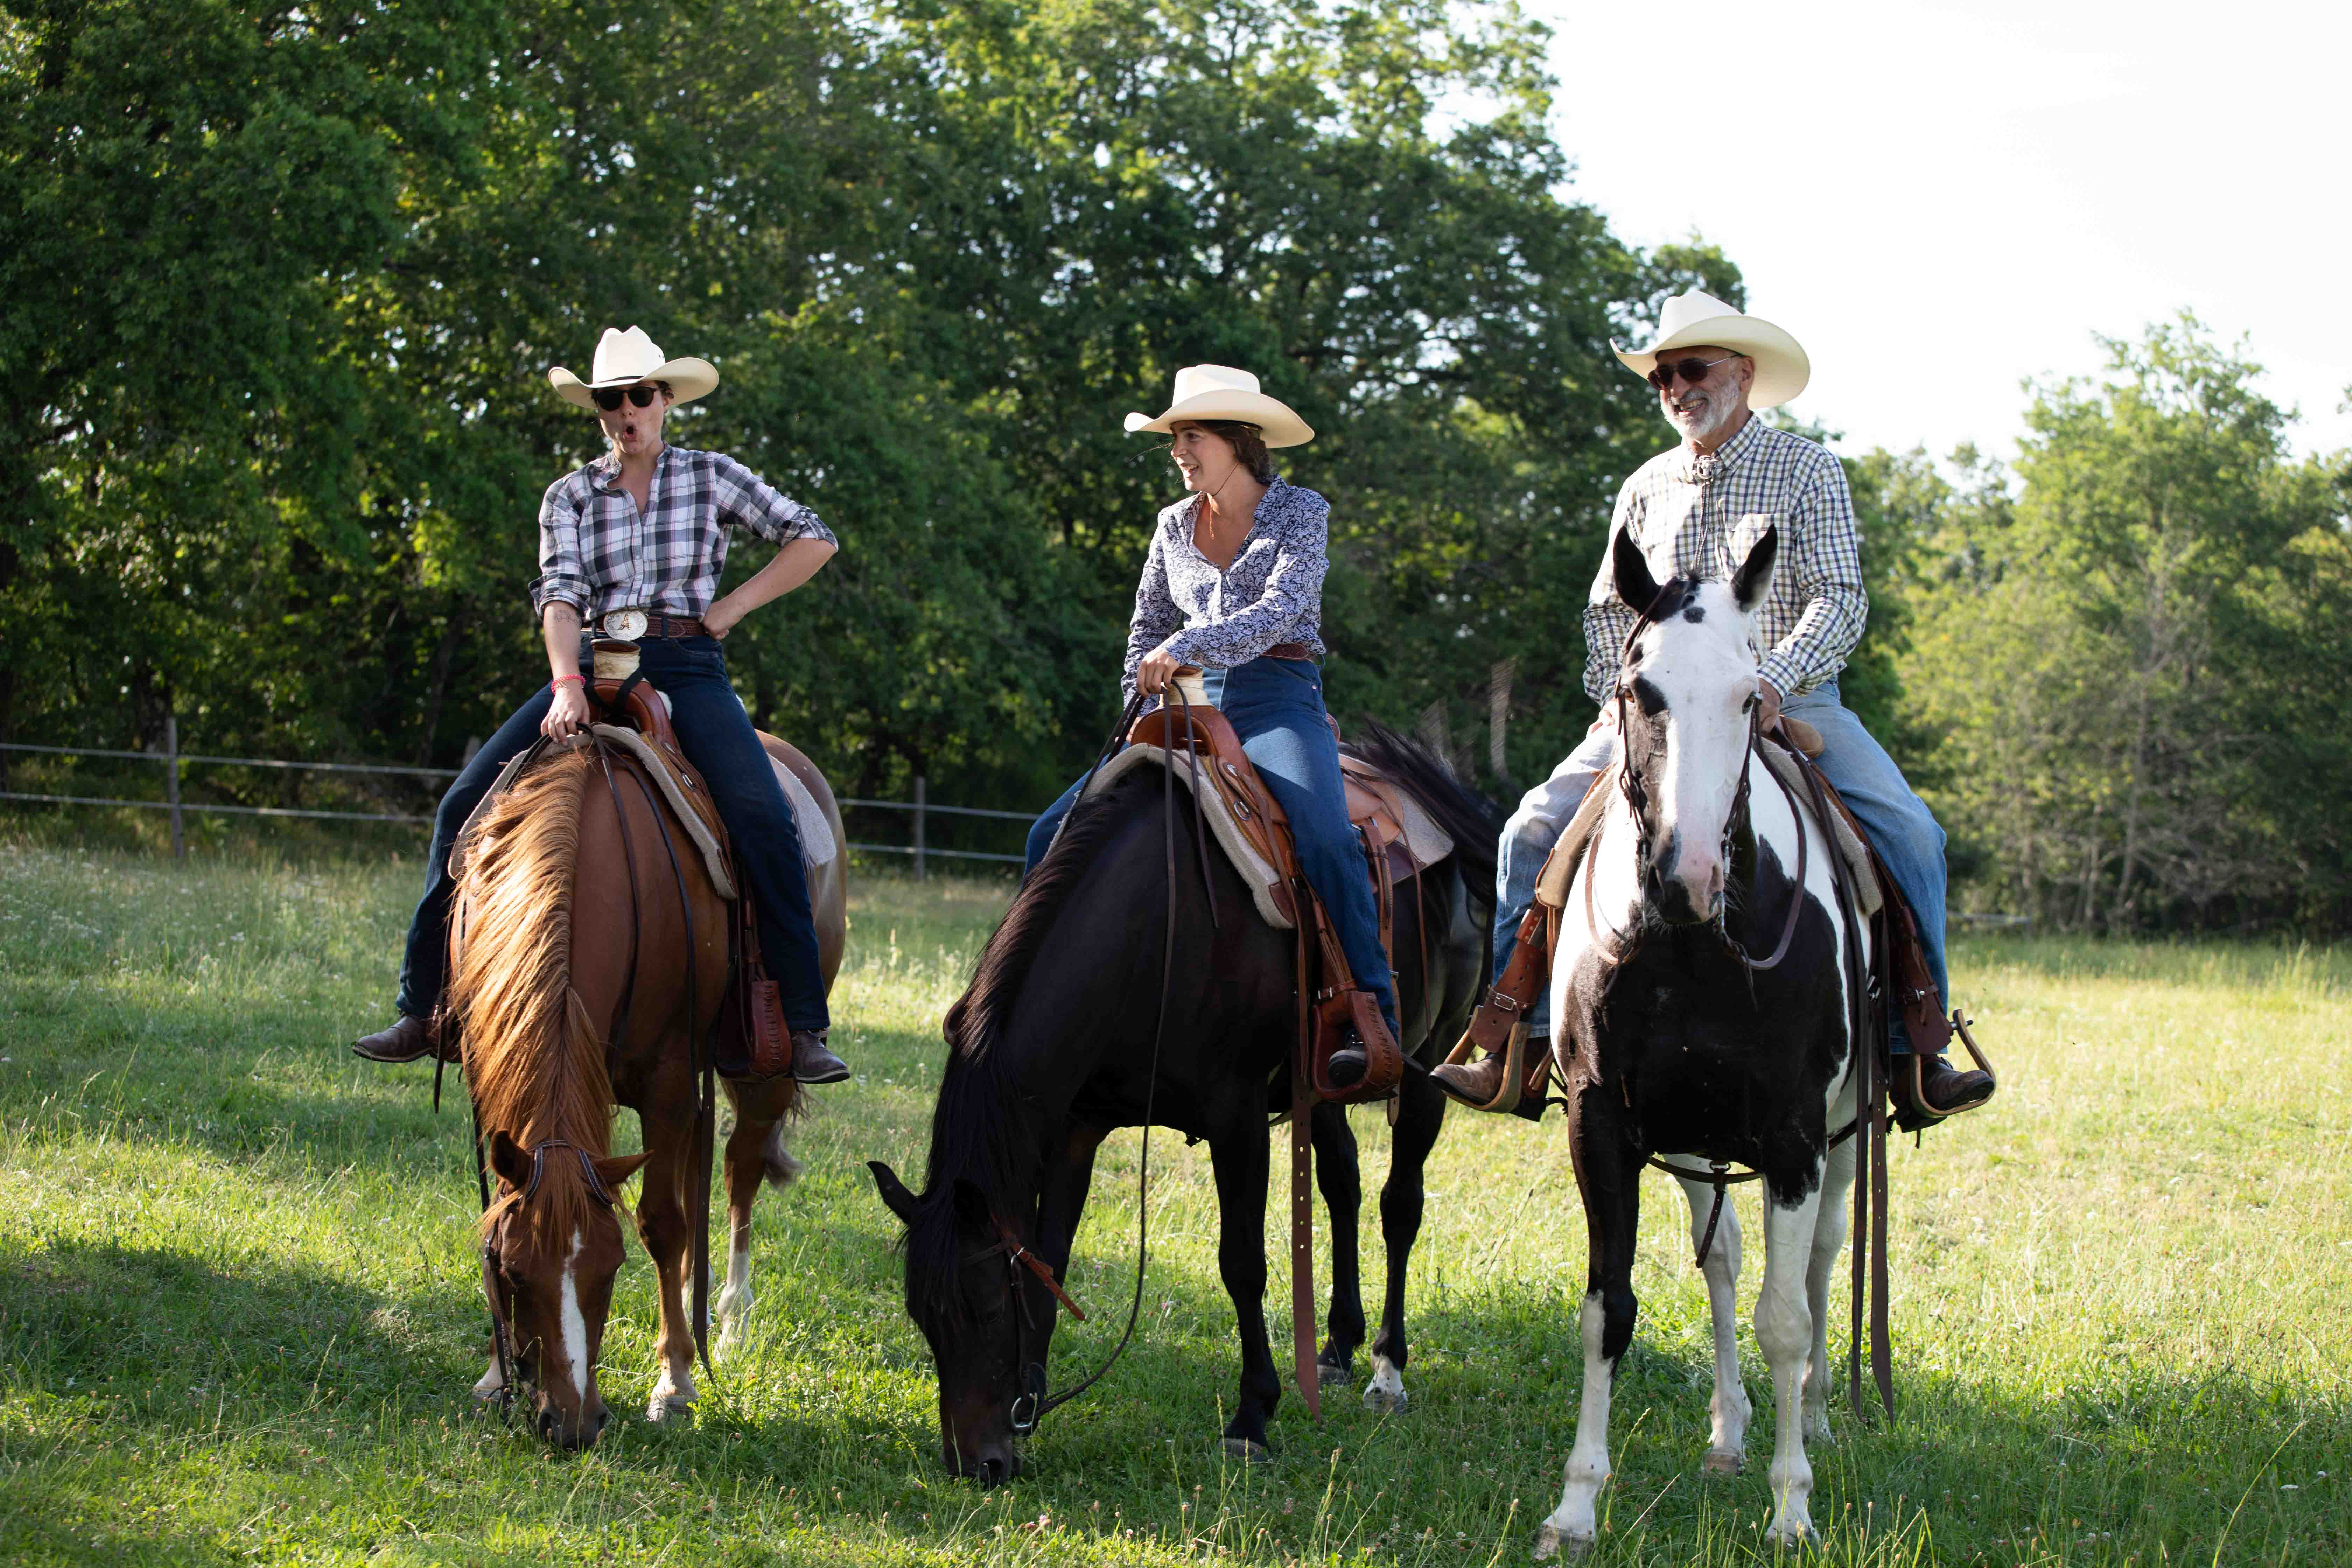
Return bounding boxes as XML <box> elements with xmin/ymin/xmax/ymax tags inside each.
<box><xmin>448</xmin><ymin>745</ymin><xmax>616</xmax><ymax>1247</ymax></box>
<box><xmin>904</xmin><ymin>768</ymin><xmax>1166</xmax><ymax>1324</ymax></box>
<box><xmin>1340</xmin><ymin>719</ymin><xmax>1500</xmax><ymax>910</ymax></box>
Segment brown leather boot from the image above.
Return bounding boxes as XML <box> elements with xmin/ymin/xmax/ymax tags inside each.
<box><xmin>1896</xmin><ymin>1051</ymin><xmax>1994</xmax><ymax>1121</ymax></box>
<box><xmin>351</xmin><ymin>1014</ymin><xmax>455</xmax><ymax>1064</ymax></box>
<box><xmin>789</xmin><ymin>1028</ymin><xmax>850</xmax><ymax>1085</ymax></box>
<box><xmin>1430</xmin><ymin>1050</ymin><xmax>1512</xmax><ymax>1106</ymax></box>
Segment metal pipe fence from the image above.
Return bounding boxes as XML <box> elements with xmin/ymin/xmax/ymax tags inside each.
<box><xmin>1</xmin><ymin>735</ymin><xmax>1029</xmax><ymax>874</ymax></box>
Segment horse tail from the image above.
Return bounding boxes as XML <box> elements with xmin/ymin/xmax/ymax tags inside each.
<box><xmin>449</xmin><ymin>745</ymin><xmax>616</xmax><ymax>1185</ymax></box>
<box><xmin>1342</xmin><ymin>719</ymin><xmax>1501</xmax><ymax>903</ymax></box>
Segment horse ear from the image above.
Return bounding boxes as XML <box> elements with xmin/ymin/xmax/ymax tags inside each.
<box><xmin>487</xmin><ymin>1129</ymin><xmax>532</xmax><ymax>1191</ymax></box>
<box><xmin>595</xmin><ymin>1150</ymin><xmax>652</xmax><ymax>1194</ymax></box>
<box><xmin>868</xmin><ymin>1160</ymin><xmax>921</xmax><ymax>1225</ymax></box>
<box><xmin>1732</xmin><ymin>524</ymin><xmax>1779</xmax><ymax>613</ymax></box>
<box><xmin>1612</xmin><ymin>526</ymin><xmax>1660</xmax><ymax>614</ymax></box>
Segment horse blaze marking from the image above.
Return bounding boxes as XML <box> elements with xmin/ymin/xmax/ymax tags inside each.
<box><xmin>560</xmin><ymin>1226</ymin><xmax>589</xmax><ymax>1406</ymax></box>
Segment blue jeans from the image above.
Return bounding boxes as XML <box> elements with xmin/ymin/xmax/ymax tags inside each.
<box><xmin>396</xmin><ymin>636</ymin><xmax>830</xmax><ymax>1032</ymax></box>
<box><xmin>1489</xmin><ymin>681</ymin><xmax>1947</xmax><ymax>1052</ymax></box>
<box><xmin>1025</xmin><ymin>656</ymin><xmax>1400</xmax><ymax>1038</ymax></box>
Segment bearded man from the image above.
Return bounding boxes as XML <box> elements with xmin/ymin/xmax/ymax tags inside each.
<box><xmin>1433</xmin><ymin>292</ymin><xmax>1993</xmax><ymax>1122</ymax></box>
<box><xmin>351</xmin><ymin>326</ymin><xmax>848</xmax><ymax>1085</ymax></box>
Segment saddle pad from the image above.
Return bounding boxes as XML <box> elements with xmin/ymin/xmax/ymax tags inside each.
<box><xmin>1078</xmin><ymin>744</ymin><xmax>1296</xmax><ymax>928</ymax></box>
<box><xmin>768</xmin><ymin>751</ymin><xmax>837</xmax><ymax>867</ymax></box>
<box><xmin>1337</xmin><ymin>754</ymin><xmax>1455</xmax><ymax>870</ymax></box>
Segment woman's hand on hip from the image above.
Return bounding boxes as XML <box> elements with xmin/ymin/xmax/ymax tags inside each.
<box><xmin>543</xmin><ymin>684</ymin><xmax>592</xmax><ymax>741</ymax></box>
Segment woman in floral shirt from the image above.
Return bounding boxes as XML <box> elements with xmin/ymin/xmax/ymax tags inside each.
<box><xmin>1024</xmin><ymin>365</ymin><xmax>1399</xmax><ymax>1050</ymax></box>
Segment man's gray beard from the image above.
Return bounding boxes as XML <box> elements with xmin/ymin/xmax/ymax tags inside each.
<box><xmin>1664</xmin><ymin>388</ymin><xmax>1740</xmax><ymax>446</ymax></box>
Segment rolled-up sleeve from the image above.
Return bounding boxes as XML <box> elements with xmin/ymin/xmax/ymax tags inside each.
<box><xmin>1756</xmin><ymin>453</ymin><xmax>1867</xmax><ymax>699</ymax></box>
<box><xmin>531</xmin><ymin>474</ymin><xmax>593</xmax><ymax>617</ymax></box>
<box><xmin>1121</xmin><ymin>525</ymin><xmax>1186</xmax><ymax>709</ymax></box>
<box><xmin>712</xmin><ymin>454</ymin><xmax>839</xmax><ymax>550</ymax></box>
<box><xmin>1581</xmin><ymin>483</ymin><xmax>1643</xmax><ymax>706</ymax></box>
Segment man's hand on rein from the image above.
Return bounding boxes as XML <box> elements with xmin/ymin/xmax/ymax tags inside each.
<box><xmin>1757</xmin><ymin>678</ymin><xmax>1784</xmax><ymax>733</ymax></box>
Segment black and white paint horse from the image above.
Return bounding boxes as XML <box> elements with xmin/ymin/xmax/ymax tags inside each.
<box><xmin>1536</xmin><ymin>527</ymin><xmax>1867</xmax><ymax>1557</ymax></box>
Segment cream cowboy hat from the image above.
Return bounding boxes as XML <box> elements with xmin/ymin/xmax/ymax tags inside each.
<box><xmin>1123</xmin><ymin>364</ymin><xmax>1314</xmax><ymax>448</ymax></box>
<box><xmin>1612</xmin><ymin>290</ymin><xmax>1811</xmax><ymax>410</ymax></box>
<box><xmin>547</xmin><ymin>326</ymin><xmax>720</xmax><ymax>409</ymax></box>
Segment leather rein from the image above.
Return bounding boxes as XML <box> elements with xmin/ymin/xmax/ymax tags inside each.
<box><xmin>460</xmin><ymin>699</ymin><xmax>720</xmax><ymax>1418</ymax></box>
<box><xmin>996</xmin><ymin>678</ymin><xmax>1221</xmax><ymax>1436</ymax></box>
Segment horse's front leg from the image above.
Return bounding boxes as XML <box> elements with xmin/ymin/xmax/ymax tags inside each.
<box><xmin>1756</xmin><ymin>1171</ymin><xmax>1830</xmax><ymax>1545</ymax></box>
<box><xmin>634</xmin><ymin>1093</ymin><xmax>701</xmax><ymax>1420</ymax></box>
<box><xmin>714</xmin><ymin>1076</ymin><xmax>801</xmax><ymax>1357</ymax></box>
<box><xmin>1364</xmin><ymin>1069</ymin><xmax>1446</xmax><ymax>1414</ymax></box>
<box><xmin>1538</xmin><ymin>1136</ymin><xmax>1641</xmax><ymax>1561</ymax></box>
<box><xmin>1308</xmin><ymin>1101</ymin><xmax>1366</xmax><ymax>1387</ymax></box>
<box><xmin>1208</xmin><ymin>1124</ymin><xmax>1281</xmax><ymax>1459</ymax></box>
<box><xmin>1674</xmin><ymin>1172</ymin><xmax>1751</xmax><ymax>1473</ymax></box>
<box><xmin>1804</xmin><ymin>1138</ymin><xmax>1858</xmax><ymax>1444</ymax></box>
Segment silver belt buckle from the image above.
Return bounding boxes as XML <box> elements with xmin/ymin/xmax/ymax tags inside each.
<box><xmin>601</xmin><ymin>607</ymin><xmax>649</xmax><ymax>642</ymax></box>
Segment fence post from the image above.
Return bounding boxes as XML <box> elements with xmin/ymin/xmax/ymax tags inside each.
<box><xmin>165</xmin><ymin>716</ymin><xmax>185</xmax><ymax>862</ymax></box>
<box><xmin>913</xmin><ymin>774</ymin><xmax>927</xmax><ymax>882</ymax></box>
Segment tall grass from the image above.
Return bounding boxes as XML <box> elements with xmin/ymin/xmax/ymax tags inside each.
<box><xmin>1</xmin><ymin>835</ymin><xmax>2345</xmax><ymax>1564</ymax></box>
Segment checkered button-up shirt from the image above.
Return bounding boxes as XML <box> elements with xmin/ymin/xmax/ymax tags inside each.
<box><xmin>1583</xmin><ymin>418</ymin><xmax>1865</xmax><ymax>705</ymax></box>
<box><xmin>530</xmin><ymin>444</ymin><xmax>838</xmax><ymax>621</ymax></box>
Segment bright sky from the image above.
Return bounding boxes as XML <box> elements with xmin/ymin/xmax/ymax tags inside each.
<box><xmin>1534</xmin><ymin>0</ymin><xmax>2352</xmax><ymax>465</ymax></box>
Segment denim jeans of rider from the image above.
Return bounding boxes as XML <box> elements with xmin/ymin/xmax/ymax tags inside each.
<box><xmin>1024</xmin><ymin>656</ymin><xmax>1400</xmax><ymax>1038</ymax></box>
<box><xmin>395</xmin><ymin>635</ymin><xmax>831</xmax><ymax>1033</ymax></box>
<box><xmin>1489</xmin><ymin>680</ymin><xmax>1947</xmax><ymax>1050</ymax></box>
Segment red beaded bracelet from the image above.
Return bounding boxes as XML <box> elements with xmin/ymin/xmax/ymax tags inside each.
<box><xmin>551</xmin><ymin>673</ymin><xmax>586</xmax><ymax>691</ymax></box>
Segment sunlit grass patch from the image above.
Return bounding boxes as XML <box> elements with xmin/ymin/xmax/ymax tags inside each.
<box><xmin>1</xmin><ymin>844</ymin><xmax>2346</xmax><ymax>1564</ymax></box>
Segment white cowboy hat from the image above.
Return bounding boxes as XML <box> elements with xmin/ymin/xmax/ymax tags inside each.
<box><xmin>1612</xmin><ymin>290</ymin><xmax>1810</xmax><ymax>410</ymax></box>
<box><xmin>1123</xmin><ymin>364</ymin><xmax>1314</xmax><ymax>448</ymax></box>
<box><xmin>547</xmin><ymin>326</ymin><xmax>720</xmax><ymax>409</ymax></box>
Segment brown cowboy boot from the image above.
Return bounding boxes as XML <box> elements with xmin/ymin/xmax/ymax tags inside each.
<box><xmin>351</xmin><ymin>1013</ymin><xmax>456</xmax><ymax>1064</ymax></box>
<box><xmin>790</xmin><ymin>1028</ymin><xmax>850</xmax><ymax>1085</ymax></box>
<box><xmin>1895</xmin><ymin>1051</ymin><xmax>1994</xmax><ymax>1121</ymax></box>
<box><xmin>1430</xmin><ymin>1032</ymin><xmax>1532</xmax><ymax>1108</ymax></box>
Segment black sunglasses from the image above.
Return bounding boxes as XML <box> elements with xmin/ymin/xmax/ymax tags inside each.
<box><xmin>1645</xmin><ymin>353</ymin><xmax>1743</xmax><ymax>392</ymax></box>
<box><xmin>591</xmin><ymin>382</ymin><xmax>668</xmax><ymax>411</ymax></box>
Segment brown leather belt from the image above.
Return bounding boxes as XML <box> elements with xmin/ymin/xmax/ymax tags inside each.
<box><xmin>1264</xmin><ymin>642</ymin><xmax>1318</xmax><ymax>663</ymax></box>
<box><xmin>620</xmin><ymin>612</ymin><xmax>708</xmax><ymax>639</ymax></box>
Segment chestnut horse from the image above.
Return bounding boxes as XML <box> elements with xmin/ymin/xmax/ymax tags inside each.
<box><xmin>449</xmin><ymin>731</ymin><xmax>846</xmax><ymax>1448</ymax></box>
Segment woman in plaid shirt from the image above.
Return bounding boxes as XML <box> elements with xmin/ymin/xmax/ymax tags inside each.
<box><xmin>353</xmin><ymin>327</ymin><xmax>848</xmax><ymax>1086</ymax></box>
<box><xmin>1434</xmin><ymin>294</ymin><xmax>1993</xmax><ymax>1124</ymax></box>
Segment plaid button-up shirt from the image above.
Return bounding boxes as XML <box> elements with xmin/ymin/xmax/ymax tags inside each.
<box><xmin>530</xmin><ymin>444</ymin><xmax>838</xmax><ymax>621</ymax></box>
<box><xmin>1583</xmin><ymin>418</ymin><xmax>1865</xmax><ymax>705</ymax></box>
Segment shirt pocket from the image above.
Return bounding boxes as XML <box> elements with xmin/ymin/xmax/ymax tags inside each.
<box><xmin>1729</xmin><ymin>512</ymin><xmax>1784</xmax><ymax>575</ymax></box>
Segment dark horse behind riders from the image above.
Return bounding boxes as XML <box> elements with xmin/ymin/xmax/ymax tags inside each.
<box><xmin>870</xmin><ymin>723</ymin><xmax>1496</xmax><ymax>1483</ymax></box>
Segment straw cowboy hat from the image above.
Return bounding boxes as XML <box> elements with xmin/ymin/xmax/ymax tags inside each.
<box><xmin>1124</xmin><ymin>364</ymin><xmax>1314</xmax><ymax>448</ymax></box>
<box><xmin>1613</xmin><ymin>291</ymin><xmax>1811</xmax><ymax>410</ymax></box>
<box><xmin>547</xmin><ymin>326</ymin><xmax>720</xmax><ymax>409</ymax></box>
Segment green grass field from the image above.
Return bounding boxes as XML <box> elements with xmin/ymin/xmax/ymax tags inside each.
<box><xmin>2</xmin><ymin>827</ymin><xmax>2346</xmax><ymax>1565</ymax></box>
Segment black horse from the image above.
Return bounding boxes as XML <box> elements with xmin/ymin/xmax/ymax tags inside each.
<box><xmin>868</xmin><ymin>723</ymin><xmax>1496</xmax><ymax>1482</ymax></box>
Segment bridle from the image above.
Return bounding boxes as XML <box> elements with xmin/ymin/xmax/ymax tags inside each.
<box><xmin>1582</xmin><ymin>583</ymin><xmax>1807</xmax><ymax>975</ymax></box>
<box><xmin>473</xmin><ymin>1128</ymin><xmax>619</xmax><ymax>1415</ymax></box>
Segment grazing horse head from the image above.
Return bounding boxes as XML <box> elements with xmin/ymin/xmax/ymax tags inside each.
<box><xmin>480</xmin><ymin>1129</ymin><xmax>650</xmax><ymax>1449</ymax></box>
<box><xmin>869</xmin><ymin>1162</ymin><xmax>1060</xmax><ymax>1486</ymax></box>
<box><xmin>1608</xmin><ymin>523</ymin><xmax>1780</xmax><ymax>927</ymax></box>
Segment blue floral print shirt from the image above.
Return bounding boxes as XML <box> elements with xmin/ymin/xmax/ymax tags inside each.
<box><xmin>1121</xmin><ymin>477</ymin><xmax>1330</xmax><ymax>706</ymax></box>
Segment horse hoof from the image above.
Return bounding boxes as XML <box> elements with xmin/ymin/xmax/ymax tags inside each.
<box><xmin>1533</xmin><ymin>1524</ymin><xmax>1591</xmax><ymax>1561</ymax></box>
<box><xmin>1219</xmin><ymin>1437</ymin><xmax>1272</xmax><ymax>1464</ymax></box>
<box><xmin>1702</xmin><ymin>1450</ymin><xmax>1743</xmax><ymax>1476</ymax></box>
<box><xmin>1362</xmin><ymin>1384</ymin><xmax>1408</xmax><ymax>1415</ymax></box>
<box><xmin>1316</xmin><ymin>1359</ymin><xmax>1353</xmax><ymax>1388</ymax></box>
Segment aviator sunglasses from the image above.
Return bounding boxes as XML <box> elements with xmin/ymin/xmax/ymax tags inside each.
<box><xmin>1645</xmin><ymin>353</ymin><xmax>1743</xmax><ymax>392</ymax></box>
<box><xmin>591</xmin><ymin>382</ymin><xmax>668</xmax><ymax>411</ymax></box>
